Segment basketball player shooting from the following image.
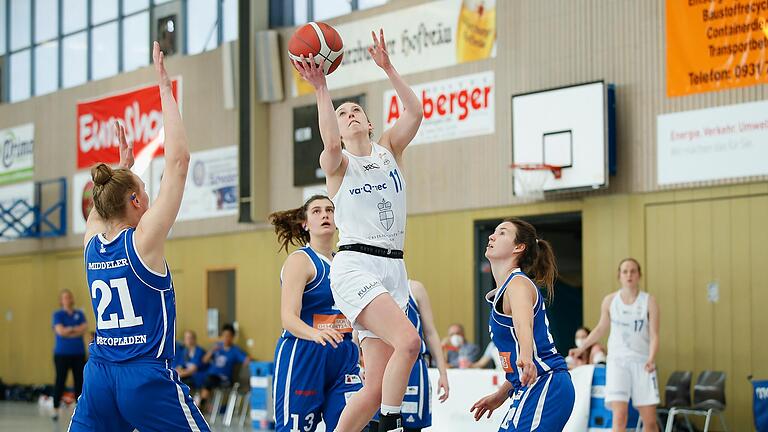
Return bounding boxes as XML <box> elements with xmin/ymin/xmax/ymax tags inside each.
<box><xmin>293</xmin><ymin>28</ymin><xmax>424</xmax><ymax>432</ymax></box>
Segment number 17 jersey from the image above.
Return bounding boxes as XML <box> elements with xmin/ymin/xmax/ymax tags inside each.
<box><xmin>84</xmin><ymin>228</ymin><xmax>176</xmax><ymax>363</ymax></box>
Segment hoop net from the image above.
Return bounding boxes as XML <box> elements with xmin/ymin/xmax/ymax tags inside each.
<box><xmin>511</xmin><ymin>163</ymin><xmax>562</xmax><ymax>198</ymax></box>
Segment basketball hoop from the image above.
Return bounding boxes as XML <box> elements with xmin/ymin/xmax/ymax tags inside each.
<box><xmin>511</xmin><ymin>163</ymin><xmax>562</xmax><ymax>198</ymax></box>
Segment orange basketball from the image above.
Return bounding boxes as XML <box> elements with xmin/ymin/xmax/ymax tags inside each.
<box><xmin>288</xmin><ymin>22</ymin><xmax>344</xmax><ymax>76</ymax></box>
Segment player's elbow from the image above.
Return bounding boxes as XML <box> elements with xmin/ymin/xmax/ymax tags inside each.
<box><xmin>408</xmin><ymin>104</ymin><xmax>424</xmax><ymax>120</ymax></box>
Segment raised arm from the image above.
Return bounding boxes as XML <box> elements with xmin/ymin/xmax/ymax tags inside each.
<box><xmin>645</xmin><ymin>294</ymin><xmax>659</xmax><ymax>372</ymax></box>
<box><xmin>134</xmin><ymin>42</ymin><xmax>190</xmax><ymax>269</ymax></box>
<box><xmin>293</xmin><ymin>57</ymin><xmax>344</xmax><ymax>176</ymax></box>
<box><xmin>280</xmin><ymin>253</ymin><xmax>343</xmax><ymax>347</ymax></box>
<box><xmin>410</xmin><ymin>281</ymin><xmax>450</xmax><ymax>402</ymax></box>
<box><xmin>507</xmin><ymin>278</ymin><xmax>537</xmax><ymax>387</ymax></box>
<box><xmin>570</xmin><ymin>294</ymin><xmax>613</xmax><ymax>359</ymax></box>
<box><xmin>371</xmin><ymin>29</ymin><xmax>423</xmax><ymax>158</ymax></box>
<box><xmin>83</xmin><ymin>121</ymin><xmax>134</xmax><ymax>247</ymax></box>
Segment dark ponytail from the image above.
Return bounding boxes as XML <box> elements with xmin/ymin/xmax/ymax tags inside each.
<box><xmin>268</xmin><ymin>195</ymin><xmax>332</xmax><ymax>253</ymax></box>
<box><xmin>506</xmin><ymin>218</ymin><xmax>558</xmax><ymax>302</ymax></box>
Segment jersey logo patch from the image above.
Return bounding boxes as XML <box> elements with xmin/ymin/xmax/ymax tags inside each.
<box><xmin>378</xmin><ymin>199</ymin><xmax>394</xmax><ymax>231</ymax></box>
<box><xmin>313</xmin><ymin>314</ymin><xmax>353</xmax><ymax>333</ymax></box>
<box><xmin>345</xmin><ymin>374</ymin><xmax>362</xmax><ymax>385</ymax></box>
<box><xmin>499</xmin><ymin>351</ymin><xmax>515</xmax><ymax>373</ymax></box>
<box><xmin>405</xmin><ymin>385</ymin><xmax>419</xmax><ymax>395</ymax></box>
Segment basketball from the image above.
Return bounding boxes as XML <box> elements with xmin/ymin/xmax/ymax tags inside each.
<box><xmin>288</xmin><ymin>22</ymin><xmax>344</xmax><ymax>76</ymax></box>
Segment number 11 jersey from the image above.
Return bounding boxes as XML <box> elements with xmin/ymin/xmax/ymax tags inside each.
<box><xmin>84</xmin><ymin>228</ymin><xmax>176</xmax><ymax>363</ymax></box>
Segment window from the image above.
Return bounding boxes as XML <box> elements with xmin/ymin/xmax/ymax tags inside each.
<box><xmin>0</xmin><ymin>1</ymin><xmax>6</xmax><ymax>55</ymax></box>
<box><xmin>313</xmin><ymin>0</ymin><xmax>351</xmax><ymax>22</ymax></box>
<box><xmin>222</xmin><ymin>0</ymin><xmax>238</xmax><ymax>43</ymax></box>
<box><xmin>35</xmin><ymin>0</ymin><xmax>59</xmax><ymax>43</ymax></box>
<box><xmin>187</xmin><ymin>0</ymin><xmax>218</xmax><ymax>55</ymax></box>
<box><xmin>123</xmin><ymin>0</ymin><xmax>149</xmax><ymax>15</ymax></box>
<box><xmin>91</xmin><ymin>0</ymin><xmax>118</xmax><ymax>25</ymax></box>
<box><xmin>63</xmin><ymin>0</ymin><xmax>87</xmax><ymax>34</ymax></box>
<box><xmin>10</xmin><ymin>49</ymin><xmax>31</xmax><ymax>102</ymax></box>
<box><xmin>34</xmin><ymin>41</ymin><xmax>58</xmax><ymax>95</ymax></box>
<box><xmin>293</xmin><ymin>0</ymin><xmax>308</xmax><ymax>25</ymax></box>
<box><xmin>10</xmin><ymin>0</ymin><xmax>31</xmax><ymax>51</ymax></box>
<box><xmin>123</xmin><ymin>12</ymin><xmax>150</xmax><ymax>72</ymax></box>
<box><xmin>62</xmin><ymin>31</ymin><xmax>87</xmax><ymax>88</ymax></box>
<box><xmin>91</xmin><ymin>22</ymin><xmax>118</xmax><ymax>80</ymax></box>
<box><xmin>359</xmin><ymin>0</ymin><xmax>388</xmax><ymax>10</ymax></box>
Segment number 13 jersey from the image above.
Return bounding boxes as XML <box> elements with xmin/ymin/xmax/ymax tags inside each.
<box><xmin>84</xmin><ymin>228</ymin><xmax>176</xmax><ymax>363</ymax></box>
<box><xmin>607</xmin><ymin>290</ymin><xmax>650</xmax><ymax>363</ymax></box>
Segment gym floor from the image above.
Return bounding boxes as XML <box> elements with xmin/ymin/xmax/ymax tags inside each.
<box><xmin>0</xmin><ymin>401</ymin><xmax>253</xmax><ymax>432</ymax></box>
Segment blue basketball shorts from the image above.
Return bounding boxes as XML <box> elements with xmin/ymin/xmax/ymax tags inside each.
<box><xmin>498</xmin><ymin>370</ymin><xmax>575</xmax><ymax>432</ymax></box>
<box><xmin>68</xmin><ymin>358</ymin><xmax>210</xmax><ymax>432</ymax></box>
<box><xmin>273</xmin><ymin>336</ymin><xmax>362</xmax><ymax>432</ymax></box>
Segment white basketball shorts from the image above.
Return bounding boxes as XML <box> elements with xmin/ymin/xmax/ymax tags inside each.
<box><xmin>605</xmin><ymin>359</ymin><xmax>660</xmax><ymax>407</ymax></box>
<box><xmin>329</xmin><ymin>250</ymin><xmax>409</xmax><ymax>341</ymax></box>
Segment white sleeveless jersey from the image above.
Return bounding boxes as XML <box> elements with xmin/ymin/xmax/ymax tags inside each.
<box><xmin>607</xmin><ymin>291</ymin><xmax>650</xmax><ymax>362</ymax></box>
<box><xmin>332</xmin><ymin>142</ymin><xmax>406</xmax><ymax>250</ymax></box>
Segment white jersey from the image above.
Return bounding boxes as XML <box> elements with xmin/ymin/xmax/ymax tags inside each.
<box><xmin>607</xmin><ymin>290</ymin><xmax>650</xmax><ymax>363</ymax></box>
<box><xmin>332</xmin><ymin>142</ymin><xmax>406</xmax><ymax>250</ymax></box>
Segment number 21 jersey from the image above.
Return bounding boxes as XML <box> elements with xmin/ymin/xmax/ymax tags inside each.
<box><xmin>84</xmin><ymin>228</ymin><xmax>176</xmax><ymax>363</ymax></box>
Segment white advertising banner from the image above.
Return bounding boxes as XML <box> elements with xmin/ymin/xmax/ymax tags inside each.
<box><xmin>0</xmin><ymin>123</ymin><xmax>34</xmax><ymax>185</ymax></box>
<box><xmin>657</xmin><ymin>100</ymin><xmax>768</xmax><ymax>185</ymax></box>
<box><xmin>151</xmin><ymin>146</ymin><xmax>238</xmax><ymax>222</ymax></box>
<box><xmin>0</xmin><ymin>181</ymin><xmax>35</xmax><ymax>240</ymax></box>
<box><xmin>383</xmin><ymin>71</ymin><xmax>494</xmax><ymax>145</ymax></box>
<box><xmin>311</xmin><ymin>368</ymin><xmax>591</xmax><ymax>431</ymax></box>
<box><xmin>292</xmin><ymin>0</ymin><xmax>497</xmax><ymax>96</ymax></box>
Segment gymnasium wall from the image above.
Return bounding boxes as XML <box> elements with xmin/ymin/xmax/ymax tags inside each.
<box><xmin>268</xmin><ymin>0</ymin><xmax>768</xmax><ymax>215</ymax></box>
<box><xmin>0</xmin><ymin>43</ymin><xmax>270</xmax><ymax>258</ymax></box>
<box><xmin>3</xmin><ymin>182</ymin><xmax>766</xmax><ymax>429</ymax></box>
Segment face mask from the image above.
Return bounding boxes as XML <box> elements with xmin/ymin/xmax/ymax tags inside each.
<box><xmin>450</xmin><ymin>335</ymin><xmax>464</xmax><ymax>347</ymax></box>
<box><xmin>592</xmin><ymin>352</ymin><xmax>606</xmax><ymax>364</ymax></box>
<box><xmin>575</xmin><ymin>338</ymin><xmax>585</xmax><ymax>348</ymax></box>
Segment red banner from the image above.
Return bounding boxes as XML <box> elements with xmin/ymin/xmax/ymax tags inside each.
<box><xmin>76</xmin><ymin>79</ymin><xmax>180</xmax><ymax>169</ymax></box>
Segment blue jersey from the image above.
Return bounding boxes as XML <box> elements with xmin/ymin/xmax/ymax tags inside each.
<box><xmin>52</xmin><ymin>309</ymin><xmax>87</xmax><ymax>355</ymax></box>
<box><xmin>281</xmin><ymin>246</ymin><xmax>352</xmax><ymax>338</ymax></box>
<box><xmin>84</xmin><ymin>228</ymin><xmax>176</xmax><ymax>363</ymax></box>
<box><xmin>487</xmin><ymin>269</ymin><xmax>566</xmax><ymax>389</ymax></box>
<box><xmin>407</xmin><ymin>293</ymin><xmax>428</xmax><ymax>356</ymax></box>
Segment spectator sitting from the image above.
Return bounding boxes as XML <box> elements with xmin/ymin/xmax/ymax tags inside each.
<box><xmin>200</xmin><ymin>324</ymin><xmax>250</xmax><ymax>409</ymax></box>
<box><xmin>566</xmin><ymin>326</ymin><xmax>607</xmax><ymax>369</ymax></box>
<box><xmin>471</xmin><ymin>341</ymin><xmax>504</xmax><ymax>371</ymax></box>
<box><xmin>174</xmin><ymin>330</ymin><xmax>207</xmax><ymax>391</ymax></box>
<box><xmin>441</xmin><ymin>323</ymin><xmax>480</xmax><ymax>368</ymax></box>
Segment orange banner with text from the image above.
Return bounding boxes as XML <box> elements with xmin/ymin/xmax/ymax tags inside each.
<box><xmin>666</xmin><ymin>0</ymin><xmax>768</xmax><ymax>97</ymax></box>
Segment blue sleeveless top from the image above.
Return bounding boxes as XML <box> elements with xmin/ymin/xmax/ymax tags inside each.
<box><xmin>486</xmin><ymin>269</ymin><xmax>566</xmax><ymax>388</ymax></box>
<box><xmin>84</xmin><ymin>228</ymin><xmax>175</xmax><ymax>363</ymax></box>
<box><xmin>407</xmin><ymin>292</ymin><xmax>428</xmax><ymax>355</ymax></box>
<box><xmin>281</xmin><ymin>246</ymin><xmax>352</xmax><ymax>338</ymax></box>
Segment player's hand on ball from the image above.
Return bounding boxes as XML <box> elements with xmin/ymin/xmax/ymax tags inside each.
<box><xmin>517</xmin><ymin>356</ymin><xmax>537</xmax><ymax>387</ymax></box>
<box><xmin>470</xmin><ymin>390</ymin><xmax>507</xmax><ymax>421</ymax></box>
<box><xmin>312</xmin><ymin>328</ymin><xmax>343</xmax><ymax>348</ymax></box>
<box><xmin>368</xmin><ymin>28</ymin><xmax>392</xmax><ymax>71</ymax></box>
<box><xmin>293</xmin><ymin>55</ymin><xmax>327</xmax><ymax>90</ymax></box>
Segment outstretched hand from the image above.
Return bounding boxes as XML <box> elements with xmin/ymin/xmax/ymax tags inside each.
<box><xmin>293</xmin><ymin>55</ymin><xmax>327</xmax><ymax>90</ymax></box>
<box><xmin>368</xmin><ymin>28</ymin><xmax>392</xmax><ymax>71</ymax></box>
<box><xmin>115</xmin><ymin>121</ymin><xmax>134</xmax><ymax>170</ymax></box>
<box><xmin>152</xmin><ymin>41</ymin><xmax>172</xmax><ymax>90</ymax></box>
